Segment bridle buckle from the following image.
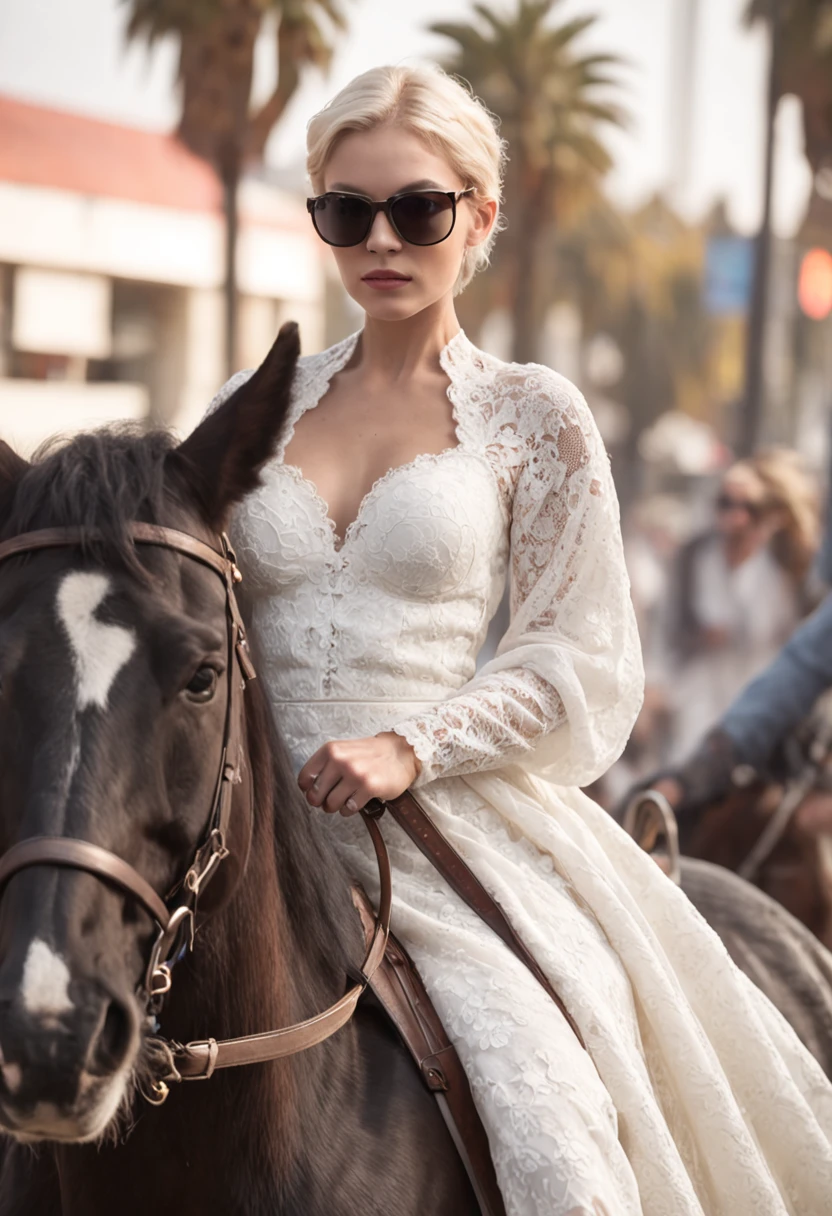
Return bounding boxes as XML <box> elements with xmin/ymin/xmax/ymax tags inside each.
<box><xmin>184</xmin><ymin>829</ymin><xmax>229</xmax><ymax>898</ymax></box>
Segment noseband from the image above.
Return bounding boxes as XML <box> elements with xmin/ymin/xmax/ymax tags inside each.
<box><xmin>0</xmin><ymin>523</ymin><xmax>390</xmax><ymax>1101</ymax></box>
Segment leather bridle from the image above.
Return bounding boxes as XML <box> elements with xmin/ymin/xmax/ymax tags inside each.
<box><xmin>0</xmin><ymin>523</ymin><xmax>391</xmax><ymax>1101</ymax></box>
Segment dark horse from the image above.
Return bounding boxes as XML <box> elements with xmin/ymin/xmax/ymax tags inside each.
<box><xmin>682</xmin><ymin>709</ymin><xmax>832</xmax><ymax>950</ymax></box>
<box><xmin>0</xmin><ymin>324</ymin><xmax>477</xmax><ymax>1215</ymax></box>
<box><xmin>623</xmin><ymin>790</ymin><xmax>832</xmax><ymax>1077</ymax></box>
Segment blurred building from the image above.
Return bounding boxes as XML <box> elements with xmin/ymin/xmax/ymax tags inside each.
<box><xmin>0</xmin><ymin>95</ymin><xmax>326</xmax><ymax>452</ymax></box>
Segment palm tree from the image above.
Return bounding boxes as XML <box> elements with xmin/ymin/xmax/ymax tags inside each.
<box><xmin>747</xmin><ymin>0</ymin><xmax>832</xmax><ymax>172</ymax></box>
<box><xmin>430</xmin><ymin>0</ymin><xmax>625</xmax><ymax>363</ymax></box>
<box><xmin>125</xmin><ymin>0</ymin><xmax>347</xmax><ymax>375</ymax></box>
<box><xmin>738</xmin><ymin>3</ymin><xmax>832</xmax><ymax>451</ymax></box>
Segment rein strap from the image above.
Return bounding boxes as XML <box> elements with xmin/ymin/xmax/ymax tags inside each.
<box><xmin>161</xmin><ymin>807</ymin><xmax>392</xmax><ymax>1081</ymax></box>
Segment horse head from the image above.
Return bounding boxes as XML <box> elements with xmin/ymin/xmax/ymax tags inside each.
<box><xmin>0</xmin><ymin>323</ymin><xmax>300</xmax><ymax>1143</ymax></box>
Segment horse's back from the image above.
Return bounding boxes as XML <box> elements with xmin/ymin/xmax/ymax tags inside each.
<box><xmin>681</xmin><ymin>855</ymin><xmax>832</xmax><ymax>1076</ymax></box>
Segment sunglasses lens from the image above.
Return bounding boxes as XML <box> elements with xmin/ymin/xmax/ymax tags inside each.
<box><xmin>717</xmin><ymin>496</ymin><xmax>760</xmax><ymax>516</ymax></box>
<box><xmin>390</xmin><ymin>192</ymin><xmax>455</xmax><ymax>245</ymax></box>
<box><xmin>311</xmin><ymin>194</ymin><xmax>372</xmax><ymax>246</ymax></box>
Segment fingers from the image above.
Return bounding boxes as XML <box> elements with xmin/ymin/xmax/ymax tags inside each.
<box><xmin>299</xmin><ymin>746</ymin><xmax>365</xmax><ymax>816</ymax></box>
<box><xmin>297</xmin><ymin>747</ymin><xmax>328</xmax><ymax>793</ymax></box>
<box><xmin>303</xmin><ymin>759</ymin><xmax>339</xmax><ymax>808</ymax></box>
<box><xmin>297</xmin><ymin>736</ymin><xmax>415</xmax><ymax>816</ymax></box>
<box><xmin>323</xmin><ymin>779</ymin><xmax>363</xmax><ymax>817</ymax></box>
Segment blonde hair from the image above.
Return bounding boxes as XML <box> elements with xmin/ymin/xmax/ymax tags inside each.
<box><xmin>732</xmin><ymin>447</ymin><xmax>820</xmax><ymax>582</ymax></box>
<box><xmin>306</xmin><ymin>64</ymin><xmax>506</xmax><ymax>293</ymax></box>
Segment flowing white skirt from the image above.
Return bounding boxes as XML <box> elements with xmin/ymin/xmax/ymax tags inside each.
<box><xmin>278</xmin><ymin>703</ymin><xmax>832</xmax><ymax>1214</ymax></box>
<box><xmin>313</xmin><ymin>768</ymin><xmax>832</xmax><ymax>1216</ymax></box>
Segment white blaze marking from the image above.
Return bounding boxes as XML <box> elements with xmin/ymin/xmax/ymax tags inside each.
<box><xmin>2</xmin><ymin>1064</ymin><xmax>21</xmax><ymax>1094</ymax></box>
<box><xmin>56</xmin><ymin>572</ymin><xmax>136</xmax><ymax>711</ymax></box>
<box><xmin>21</xmin><ymin>939</ymin><xmax>73</xmax><ymax>1017</ymax></box>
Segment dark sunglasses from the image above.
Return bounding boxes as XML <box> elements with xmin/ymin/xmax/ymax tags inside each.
<box><xmin>716</xmin><ymin>494</ymin><xmax>764</xmax><ymax>517</ymax></box>
<box><xmin>306</xmin><ymin>188</ymin><xmax>475</xmax><ymax>248</ymax></box>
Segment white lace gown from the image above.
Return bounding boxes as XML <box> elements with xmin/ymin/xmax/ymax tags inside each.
<box><xmin>210</xmin><ymin>331</ymin><xmax>832</xmax><ymax>1216</ymax></box>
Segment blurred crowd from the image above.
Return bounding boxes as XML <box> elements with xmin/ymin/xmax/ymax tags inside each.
<box><xmin>605</xmin><ymin>443</ymin><xmax>826</xmax><ymax>805</ymax></box>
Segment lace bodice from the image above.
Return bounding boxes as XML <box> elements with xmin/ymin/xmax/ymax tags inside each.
<box><xmin>209</xmin><ymin>329</ymin><xmax>644</xmax><ymax>786</ymax></box>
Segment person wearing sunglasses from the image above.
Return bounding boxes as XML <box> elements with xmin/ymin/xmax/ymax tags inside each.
<box><xmin>648</xmin><ymin>449</ymin><xmax>819</xmax><ymax>764</ymax></box>
<box><xmin>208</xmin><ymin>64</ymin><xmax>832</xmax><ymax>1216</ymax></box>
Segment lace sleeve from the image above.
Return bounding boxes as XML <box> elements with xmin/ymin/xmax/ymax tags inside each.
<box><xmin>391</xmin><ymin>370</ymin><xmax>644</xmax><ymax>787</ymax></box>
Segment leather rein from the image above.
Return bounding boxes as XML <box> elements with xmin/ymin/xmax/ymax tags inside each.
<box><xmin>0</xmin><ymin>522</ymin><xmax>392</xmax><ymax>1101</ymax></box>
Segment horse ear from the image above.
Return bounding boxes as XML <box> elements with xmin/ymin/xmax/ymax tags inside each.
<box><xmin>0</xmin><ymin>441</ymin><xmax>29</xmax><ymax>521</ymax></box>
<box><xmin>169</xmin><ymin>321</ymin><xmax>301</xmax><ymax>529</ymax></box>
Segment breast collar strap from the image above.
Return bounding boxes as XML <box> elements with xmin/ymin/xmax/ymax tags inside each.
<box><xmin>0</xmin><ymin>521</ymin><xmax>391</xmax><ymax>1098</ymax></box>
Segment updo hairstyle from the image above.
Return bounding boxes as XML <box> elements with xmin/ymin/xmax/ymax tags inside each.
<box><xmin>306</xmin><ymin>65</ymin><xmax>506</xmax><ymax>293</ymax></box>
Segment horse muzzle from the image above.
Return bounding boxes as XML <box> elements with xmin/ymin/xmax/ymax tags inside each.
<box><xmin>0</xmin><ymin>953</ymin><xmax>140</xmax><ymax>1143</ymax></box>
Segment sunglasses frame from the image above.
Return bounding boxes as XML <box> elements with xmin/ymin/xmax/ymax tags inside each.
<box><xmin>306</xmin><ymin>187</ymin><xmax>476</xmax><ymax>248</ymax></box>
<box><xmin>716</xmin><ymin>494</ymin><xmax>764</xmax><ymax>518</ymax></box>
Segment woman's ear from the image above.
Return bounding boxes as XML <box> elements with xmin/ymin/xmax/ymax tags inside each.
<box><xmin>465</xmin><ymin>197</ymin><xmax>498</xmax><ymax>249</ymax></box>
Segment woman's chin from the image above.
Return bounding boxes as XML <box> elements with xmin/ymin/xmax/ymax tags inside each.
<box><xmin>350</xmin><ymin>285</ymin><xmax>447</xmax><ymax>323</ymax></box>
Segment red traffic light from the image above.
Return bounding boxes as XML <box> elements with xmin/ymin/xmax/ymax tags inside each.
<box><xmin>798</xmin><ymin>248</ymin><xmax>832</xmax><ymax>321</ymax></box>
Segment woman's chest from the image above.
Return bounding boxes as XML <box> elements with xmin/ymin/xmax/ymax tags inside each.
<box><xmin>281</xmin><ymin>377</ymin><xmax>461</xmax><ymax>547</ymax></box>
<box><xmin>233</xmin><ymin>448</ymin><xmax>508</xmax><ymax>602</ymax></box>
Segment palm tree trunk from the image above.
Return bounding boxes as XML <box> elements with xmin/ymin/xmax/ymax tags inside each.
<box><xmin>510</xmin><ymin>181</ymin><xmax>546</xmax><ymax>365</ymax></box>
<box><xmin>221</xmin><ymin>158</ymin><xmax>240</xmax><ymax>380</ymax></box>
<box><xmin>511</xmin><ymin>230</ymin><xmax>537</xmax><ymax>363</ymax></box>
<box><xmin>738</xmin><ymin>0</ymin><xmax>781</xmax><ymax>456</ymax></box>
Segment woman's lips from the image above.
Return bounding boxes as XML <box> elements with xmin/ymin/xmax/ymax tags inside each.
<box><xmin>362</xmin><ymin>273</ymin><xmax>412</xmax><ymax>291</ymax></box>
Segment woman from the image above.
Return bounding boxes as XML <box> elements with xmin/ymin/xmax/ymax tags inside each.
<box><xmin>655</xmin><ymin>450</ymin><xmax>819</xmax><ymax>760</ymax></box>
<box><xmin>209</xmin><ymin>66</ymin><xmax>832</xmax><ymax>1215</ymax></box>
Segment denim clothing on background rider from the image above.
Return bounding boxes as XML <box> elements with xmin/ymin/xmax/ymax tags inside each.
<box><xmin>722</xmin><ymin>591</ymin><xmax>832</xmax><ymax>769</ymax></box>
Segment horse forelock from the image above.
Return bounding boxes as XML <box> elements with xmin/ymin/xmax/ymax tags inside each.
<box><xmin>3</xmin><ymin>426</ymin><xmax>182</xmax><ymax>575</ymax></box>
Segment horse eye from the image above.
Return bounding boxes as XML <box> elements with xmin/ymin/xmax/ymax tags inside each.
<box><xmin>185</xmin><ymin>666</ymin><xmax>219</xmax><ymax>702</ymax></box>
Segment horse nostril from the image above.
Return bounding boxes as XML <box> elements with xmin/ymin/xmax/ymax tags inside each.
<box><xmin>90</xmin><ymin>998</ymin><xmax>133</xmax><ymax>1074</ymax></box>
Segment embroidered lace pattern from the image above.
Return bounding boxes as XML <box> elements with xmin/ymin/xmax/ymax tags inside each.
<box><xmin>203</xmin><ymin>331</ymin><xmax>832</xmax><ymax>1216</ymax></box>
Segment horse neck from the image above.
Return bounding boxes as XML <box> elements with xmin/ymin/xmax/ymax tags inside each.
<box><xmin>57</xmin><ymin>701</ymin><xmax>362</xmax><ymax>1213</ymax></box>
<box><xmin>164</xmin><ymin>763</ymin><xmax>355</xmax><ymax>1174</ymax></box>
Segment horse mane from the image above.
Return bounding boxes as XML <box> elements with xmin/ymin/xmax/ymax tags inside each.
<box><xmin>3</xmin><ymin>425</ymin><xmax>179</xmax><ymax>574</ymax></box>
<box><xmin>244</xmin><ymin>662</ymin><xmax>361</xmax><ymax>989</ymax></box>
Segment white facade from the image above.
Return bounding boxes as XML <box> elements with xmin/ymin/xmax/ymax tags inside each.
<box><xmin>0</xmin><ymin>125</ymin><xmax>326</xmax><ymax>452</ymax></box>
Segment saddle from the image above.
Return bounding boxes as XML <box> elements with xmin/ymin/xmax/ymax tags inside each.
<box><xmin>358</xmin><ymin>791</ymin><xmax>586</xmax><ymax>1216</ymax></box>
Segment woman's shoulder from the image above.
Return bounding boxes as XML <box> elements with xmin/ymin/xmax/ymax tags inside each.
<box><xmin>202</xmin><ymin>332</ymin><xmax>359</xmax><ymax>422</ymax></box>
<box><xmin>457</xmin><ymin>337</ymin><xmax>596</xmax><ymax>438</ymax></box>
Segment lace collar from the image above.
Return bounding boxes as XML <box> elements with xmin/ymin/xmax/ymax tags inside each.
<box><xmin>277</xmin><ymin>328</ymin><xmax>492</xmax><ymax>461</ymax></box>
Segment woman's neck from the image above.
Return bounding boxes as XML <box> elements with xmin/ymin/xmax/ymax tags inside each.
<box><xmin>354</xmin><ymin>299</ymin><xmax>462</xmax><ymax>385</ymax></box>
<box><xmin>723</xmin><ymin>531</ymin><xmax>764</xmax><ymax>569</ymax></box>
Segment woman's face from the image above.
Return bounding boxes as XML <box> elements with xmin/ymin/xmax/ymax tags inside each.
<box><xmin>716</xmin><ymin>466</ymin><xmax>770</xmax><ymax>541</ymax></box>
<box><xmin>318</xmin><ymin>124</ymin><xmax>496</xmax><ymax>322</ymax></box>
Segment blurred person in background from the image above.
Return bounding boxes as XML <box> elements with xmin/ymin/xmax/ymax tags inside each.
<box><xmin>635</xmin><ymin>447</ymin><xmax>832</xmax><ymax>831</ymax></box>
<box><xmin>651</xmin><ymin>447</ymin><xmax>820</xmax><ymax>761</ymax></box>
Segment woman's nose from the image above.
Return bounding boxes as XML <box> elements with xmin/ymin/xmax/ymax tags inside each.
<box><xmin>365</xmin><ymin>211</ymin><xmax>402</xmax><ymax>254</ymax></box>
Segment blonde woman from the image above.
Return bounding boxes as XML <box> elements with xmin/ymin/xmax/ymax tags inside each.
<box><xmin>659</xmin><ymin>448</ymin><xmax>820</xmax><ymax>759</ymax></box>
<box><xmin>209</xmin><ymin>66</ymin><xmax>832</xmax><ymax>1215</ymax></box>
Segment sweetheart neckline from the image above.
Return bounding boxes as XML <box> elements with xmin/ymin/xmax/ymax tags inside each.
<box><xmin>271</xmin><ymin>329</ymin><xmax>485</xmax><ymax>555</ymax></box>
<box><xmin>278</xmin><ymin>446</ymin><xmax>468</xmax><ymax>554</ymax></box>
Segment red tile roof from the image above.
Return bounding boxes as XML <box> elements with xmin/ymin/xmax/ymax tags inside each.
<box><xmin>0</xmin><ymin>93</ymin><xmax>222</xmax><ymax>212</ymax></box>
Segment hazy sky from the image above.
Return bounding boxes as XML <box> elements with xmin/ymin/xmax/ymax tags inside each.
<box><xmin>0</xmin><ymin>0</ymin><xmax>813</xmax><ymax>236</ymax></box>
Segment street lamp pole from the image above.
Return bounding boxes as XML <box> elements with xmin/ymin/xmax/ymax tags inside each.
<box><xmin>738</xmin><ymin>0</ymin><xmax>781</xmax><ymax>457</ymax></box>
<box><xmin>669</xmin><ymin>0</ymin><xmax>702</xmax><ymax>201</ymax></box>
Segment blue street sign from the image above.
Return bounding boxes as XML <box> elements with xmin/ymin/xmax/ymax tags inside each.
<box><xmin>704</xmin><ymin>236</ymin><xmax>755</xmax><ymax>315</ymax></box>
